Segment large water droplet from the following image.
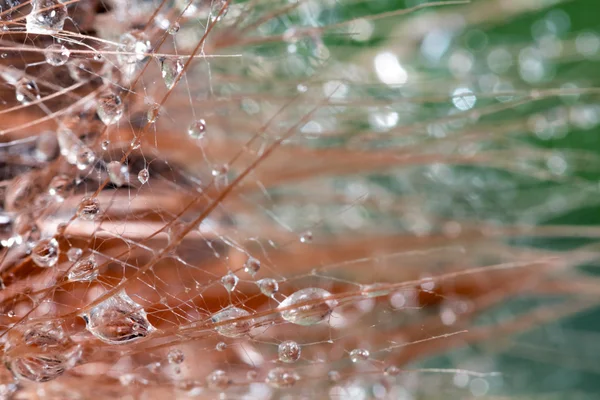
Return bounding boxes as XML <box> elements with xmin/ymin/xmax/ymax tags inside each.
<box><xmin>206</xmin><ymin>369</ymin><xmax>231</xmax><ymax>391</ymax></box>
<box><xmin>107</xmin><ymin>161</ymin><xmax>129</xmax><ymax>187</ymax></box>
<box><xmin>138</xmin><ymin>168</ymin><xmax>149</xmax><ymax>184</ymax></box>
<box><xmin>220</xmin><ymin>272</ymin><xmax>239</xmax><ymax>292</ymax></box>
<box><xmin>265</xmin><ymin>367</ymin><xmax>299</xmax><ymax>388</ymax></box>
<box><xmin>44</xmin><ymin>44</ymin><xmax>70</xmax><ymax>66</ymax></box>
<box><xmin>7</xmin><ymin>345</ymin><xmax>81</xmax><ymax>382</ymax></box>
<box><xmin>243</xmin><ymin>257</ymin><xmax>260</xmax><ymax>276</ymax></box>
<box><xmin>161</xmin><ymin>58</ymin><xmax>183</xmax><ymax>89</ymax></box>
<box><xmin>31</xmin><ymin>238</ymin><xmax>59</xmax><ymax>268</ymax></box>
<box><xmin>278</xmin><ymin>340</ymin><xmax>301</xmax><ymax>363</ymax></box>
<box><xmin>26</xmin><ymin>0</ymin><xmax>67</xmax><ymax>34</ymax></box>
<box><xmin>211</xmin><ymin>307</ymin><xmax>252</xmax><ymax>338</ymax></box>
<box><xmin>66</xmin><ymin>247</ymin><xmax>82</xmax><ymax>262</ymax></box>
<box><xmin>256</xmin><ymin>278</ymin><xmax>278</xmax><ymax>297</ymax></box>
<box><xmin>81</xmin><ymin>290</ymin><xmax>155</xmax><ymax>344</ymax></box>
<box><xmin>349</xmin><ymin>348</ymin><xmax>370</xmax><ymax>363</ymax></box>
<box><xmin>68</xmin><ymin>255</ymin><xmax>98</xmax><ymax>282</ymax></box>
<box><xmin>278</xmin><ymin>288</ymin><xmax>337</xmax><ymax>326</ymax></box>
<box><xmin>97</xmin><ymin>93</ymin><xmax>124</xmax><ymax>126</ymax></box>
<box><xmin>167</xmin><ymin>349</ymin><xmax>184</xmax><ymax>364</ymax></box>
<box><xmin>77</xmin><ymin>197</ymin><xmax>100</xmax><ymax>221</ymax></box>
<box><xmin>15</xmin><ymin>79</ymin><xmax>40</xmax><ymax>104</ymax></box>
<box><xmin>188</xmin><ymin>119</ymin><xmax>206</xmax><ymax>139</ymax></box>
<box><xmin>75</xmin><ymin>146</ymin><xmax>96</xmax><ymax>170</ymax></box>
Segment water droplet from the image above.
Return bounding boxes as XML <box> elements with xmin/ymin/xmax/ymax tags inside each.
<box><xmin>243</xmin><ymin>257</ymin><xmax>260</xmax><ymax>276</ymax></box>
<box><xmin>206</xmin><ymin>369</ymin><xmax>231</xmax><ymax>391</ymax></box>
<box><xmin>265</xmin><ymin>367</ymin><xmax>299</xmax><ymax>388</ymax></box>
<box><xmin>349</xmin><ymin>348</ymin><xmax>370</xmax><ymax>363</ymax></box>
<box><xmin>299</xmin><ymin>231</ymin><xmax>313</xmax><ymax>243</ymax></box>
<box><xmin>23</xmin><ymin>321</ymin><xmax>67</xmax><ymax>348</ymax></box>
<box><xmin>81</xmin><ymin>290</ymin><xmax>155</xmax><ymax>344</ymax></box>
<box><xmin>215</xmin><ymin>342</ymin><xmax>226</xmax><ymax>351</ymax></box>
<box><xmin>97</xmin><ymin>93</ymin><xmax>124</xmax><ymax>126</ymax></box>
<box><xmin>138</xmin><ymin>168</ymin><xmax>149</xmax><ymax>184</ymax></box>
<box><xmin>167</xmin><ymin>349</ymin><xmax>184</xmax><ymax>364</ymax></box>
<box><xmin>31</xmin><ymin>238</ymin><xmax>59</xmax><ymax>268</ymax></box>
<box><xmin>35</xmin><ymin>131</ymin><xmax>59</xmax><ymax>162</ymax></box>
<box><xmin>48</xmin><ymin>174</ymin><xmax>73</xmax><ymax>201</ymax></box>
<box><xmin>328</xmin><ymin>370</ymin><xmax>341</xmax><ymax>382</ymax></box>
<box><xmin>77</xmin><ymin>197</ymin><xmax>100</xmax><ymax>221</ymax></box>
<box><xmin>168</xmin><ymin>22</ymin><xmax>180</xmax><ymax>35</ymax></box>
<box><xmin>210</xmin><ymin>0</ymin><xmax>229</xmax><ymax>22</ymax></box>
<box><xmin>130</xmin><ymin>137</ymin><xmax>141</xmax><ymax>150</ymax></box>
<box><xmin>147</xmin><ymin>104</ymin><xmax>160</xmax><ymax>123</ymax></box>
<box><xmin>44</xmin><ymin>44</ymin><xmax>70</xmax><ymax>66</ymax></box>
<box><xmin>161</xmin><ymin>58</ymin><xmax>184</xmax><ymax>89</ymax></box>
<box><xmin>278</xmin><ymin>288</ymin><xmax>337</xmax><ymax>326</ymax></box>
<box><xmin>101</xmin><ymin>140</ymin><xmax>110</xmax><ymax>151</ymax></box>
<box><xmin>188</xmin><ymin>119</ymin><xmax>206</xmax><ymax>139</ymax></box>
<box><xmin>211</xmin><ymin>307</ymin><xmax>252</xmax><ymax>338</ymax></box>
<box><xmin>147</xmin><ymin>362</ymin><xmax>161</xmax><ymax>373</ymax></box>
<box><xmin>278</xmin><ymin>340</ymin><xmax>301</xmax><ymax>363</ymax></box>
<box><xmin>66</xmin><ymin>247</ymin><xmax>82</xmax><ymax>262</ymax></box>
<box><xmin>7</xmin><ymin>344</ymin><xmax>81</xmax><ymax>382</ymax></box>
<box><xmin>15</xmin><ymin>79</ymin><xmax>40</xmax><ymax>104</ymax></box>
<box><xmin>220</xmin><ymin>272</ymin><xmax>239</xmax><ymax>292</ymax></box>
<box><xmin>256</xmin><ymin>278</ymin><xmax>278</xmax><ymax>297</ymax></box>
<box><xmin>26</xmin><ymin>0</ymin><xmax>67</xmax><ymax>34</ymax></box>
<box><xmin>107</xmin><ymin>161</ymin><xmax>129</xmax><ymax>187</ymax></box>
<box><xmin>56</xmin><ymin>127</ymin><xmax>79</xmax><ymax>165</ymax></box>
<box><xmin>68</xmin><ymin>255</ymin><xmax>98</xmax><ymax>282</ymax></box>
<box><xmin>75</xmin><ymin>146</ymin><xmax>95</xmax><ymax>170</ymax></box>
<box><xmin>211</xmin><ymin>164</ymin><xmax>229</xmax><ymax>189</ymax></box>
<box><xmin>384</xmin><ymin>365</ymin><xmax>400</xmax><ymax>376</ymax></box>
<box><xmin>117</xmin><ymin>31</ymin><xmax>151</xmax><ymax>65</ymax></box>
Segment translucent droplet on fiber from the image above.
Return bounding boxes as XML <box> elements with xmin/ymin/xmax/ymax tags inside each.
<box><xmin>349</xmin><ymin>348</ymin><xmax>370</xmax><ymax>363</ymax></box>
<box><xmin>76</xmin><ymin>146</ymin><xmax>96</xmax><ymax>170</ymax></box>
<box><xmin>265</xmin><ymin>367</ymin><xmax>299</xmax><ymax>388</ymax></box>
<box><xmin>147</xmin><ymin>104</ymin><xmax>160</xmax><ymax>123</ymax></box>
<box><xmin>167</xmin><ymin>349</ymin><xmax>185</xmax><ymax>364</ymax></box>
<box><xmin>26</xmin><ymin>0</ymin><xmax>67</xmax><ymax>34</ymax></box>
<box><xmin>66</xmin><ymin>247</ymin><xmax>82</xmax><ymax>262</ymax></box>
<box><xmin>7</xmin><ymin>346</ymin><xmax>81</xmax><ymax>382</ymax></box>
<box><xmin>77</xmin><ymin>197</ymin><xmax>100</xmax><ymax>221</ymax></box>
<box><xmin>81</xmin><ymin>290</ymin><xmax>155</xmax><ymax>344</ymax></box>
<box><xmin>220</xmin><ymin>272</ymin><xmax>239</xmax><ymax>292</ymax></box>
<box><xmin>68</xmin><ymin>256</ymin><xmax>98</xmax><ymax>282</ymax></box>
<box><xmin>188</xmin><ymin>119</ymin><xmax>206</xmax><ymax>139</ymax></box>
<box><xmin>48</xmin><ymin>174</ymin><xmax>73</xmax><ymax>200</ymax></box>
<box><xmin>206</xmin><ymin>369</ymin><xmax>231</xmax><ymax>391</ymax></box>
<box><xmin>15</xmin><ymin>79</ymin><xmax>40</xmax><ymax>104</ymax></box>
<box><xmin>138</xmin><ymin>168</ymin><xmax>149</xmax><ymax>184</ymax></box>
<box><xmin>56</xmin><ymin>127</ymin><xmax>80</xmax><ymax>165</ymax></box>
<box><xmin>243</xmin><ymin>257</ymin><xmax>260</xmax><ymax>276</ymax></box>
<box><xmin>44</xmin><ymin>44</ymin><xmax>70</xmax><ymax>66</ymax></box>
<box><xmin>117</xmin><ymin>31</ymin><xmax>151</xmax><ymax>65</ymax></box>
<box><xmin>97</xmin><ymin>93</ymin><xmax>124</xmax><ymax>126</ymax></box>
<box><xmin>278</xmin><ymin>340</ymin><xmax>301</xmax><ymax>363</ymax></box>
<box><xmin>211</xmin><ymin>307</ymin><xmax>252</xmax><ymax>338</ymax></box>
<box><xmin>257</xmin><ymin>278</ymin><xmax>278</xmax><ymax>297</ymax></box>
<box><xmin>107</xmin><ymin>161</ymin><xmax>129</xmax><ymax>187</ymax></box>
<box><xmin>168</xmin><ymin>22</ymin><xmax>180</xmax><ymax>35</ymax></box>
<box><xmin>31</xmin><ymin>238</ymin><xmax>59</xmax><ymax>268</ymax></box>
<box><xmin>278</xmin><ymin>288</ymin><xmax>337</xmax><ymax>326</ymax></box>
<box><xmin>161</xmin><ymin>58</ymin><xmax>183</xmax><ymax>89</ymax></box>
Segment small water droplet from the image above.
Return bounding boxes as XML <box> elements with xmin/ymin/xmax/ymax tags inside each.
<box><xmin>188</xmin><ymin>119</ymin><xmax>206</xmax><ymax>139</ymax></box>
<box><xmin>147</xmin><ymin>362</ymin><xmax>161</xmax><ymax>373</ymax></box>
<box><xmin>107</xmin><ymin>161</ymin><xmax>129</xmax><ymax>187</ymax></box>
<box><xmin>130</xmin><ymin>137</ymin><xmax>141</xmax><ymax>150</ymax></box>
<box><xmin>161</xmin><ymin>58</ymin><xmax>184</xmax><ymax>89</ymax></box>
<box><xmin>77</xmin><ymin>197</ymin><xmax>100</xmax><ymax>221</ymax></box>
<box><xmin>26</xmin><ymin>0</ymin><xmax>67</xmax><ymax>34</ymax></box>
<box><xmin>117</xmin><ymin>31</ymin><xmax>151</xmax><ymax>65</ymax></box>
<box><xmin>265</xmin><ymin>367</ymin><xmax>299</xmax><ymax>388</ymax></box>
<box><xmin>278</xmin><ymin>288</ymin><xmax>337</xmax><ymax>326</ymax></box>
<box><xmin>299</xmin><ymin>231</ymin><xmax>313</xmax><ymax>243</ymax></box>
<box><xmin>31</xmin><ymin>238</ymin><xmax>59</xmax><ymax>268</ymax></box>
<box><xmin>206</xmin><ymin>369</ymin><xmax>231</xmax><ymax>391</ymax></box>
<box><xmin>101</xmin><ymin>140</ymin><xmax>110</xmax><ymax>151</ymax></box>
<box><xmin>48</xmin><ymin>174</ymin><xmax>73</xmax><ymax>201</ymax></box>
<box><xmin>384</xmin><ymin>365</ymin><xmax>400</xmax><ymax>376</ymax></box>
<box><xmin>278</xmin><ymin>340</ymin><xmax>301</xmax><ymax>363</ymax></box>
<box><xmin>168</xmin><ymin>22</ymin><xmax>180</xmax><ymax>35</ymax></box>
<box><xmin>15</xmin><ymin>79</ymin><xmax>40</xmax><ymax>104</ymax></box>
<box><xmin>75</xmin><ymin>146</ymin><xmax>95</xmax><ymax>170</ymax></box>
<box><xmin>215</xmin><ymin>342</ymin><xmax>227</xmax><ymax>351</ymax></box>
<box><xmin>328</xmin><ymin>370</ymin><xmax>341</xmax><ymax>382</ymax></box>
<box><xmin>349</xmin><ymin>348</ymin><xmax>370</xmax><ymax>363</ymax></box>
<box><xmin>97</xmin><ymin>93</ymin><xmax>124</xmax><ymax>126</ymax></box>
<box><xmin>44</xmin><ymin>44</ymin><xmax>70</xmax><ymax>66</ymax></box>
<box><xmin>211</xmin><ymin>307</ymin><xmax>252</xmax><ymax>338</ymax></box>
<box><xmin>243</xmin><ymin>257</ymin><xmax>260</xmax><ymax>276</ymax></box>
<box><xmin>147</xmin><ymin>104</ymin><xmax>160</xmax><ymax>123</ymax></box>
<box><xmin>220</xmin><ymin>272</ymin><xmax>239</xmax><ymax>292</ymax></box>
<box><xmin>66</xmin><ymin>247</ymin><xmax>82</xmax><ymax>262</ymax></box>
<box><xmin>256</xmin><ymin>278</ymin><xmax>278</xmax><ymax>297</ymax></box>
<box><xmin>68</xmin><ymin>255</ymin><xmax>98</xmax><ymax>282</ymax></box>
<box><xmin>167</xmin><ymin>349</ymin><xmax>185</xmax><ymax>364</ymax></box>
<box><xmin>138</xmin><ymin>168</ymin><xmax>149</xmax><ymax>184</ymax></box>
<box><xmin>81</xmin><ymin>290</ymin><xmax>155</xmax><ymax>344</ymax></box>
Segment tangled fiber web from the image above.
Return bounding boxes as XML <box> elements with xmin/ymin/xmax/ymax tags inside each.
<box><xmin>0</xmin><ymin>0</ymin><xmax>599</xmax><ymax>398</ymax></box>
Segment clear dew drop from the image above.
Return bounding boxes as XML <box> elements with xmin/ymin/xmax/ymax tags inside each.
<box><xmin>35</xmin><ymin>131</ymin><xmax>59</xmax><ymax>162</ymax></box>
<box><xmin>147</xmin><ymin>104</ymin><xmax>160</xmax><ymax>123</ymax></box>
<box><xmin>187</xmin><ymin>119</ymin><xmax>206</xmax><ymax>139</ymax></box>
<box><xmin>107</xmin><ymin>161</ymin><xmax>129</xmax><ymax>187</ymax></box>
<box><xmin>243</xmin><ymin>257</ymin><xmax>260</xmax><ymax>276</ymax></box>
<box><xmin>81</xmin><ymin>290</ymin><xmax>155</xmax><ymax>345</ymax></box>
<box><xmin>75</xmin><ymin>146</ymin><xmax>96</xmax><ymax>170</ymax></box>
<box><xmin>299</xmin><ymin>231</ymin><xmax>313</xmax><ymax>243</ymax></box>
<box><xmin>138</xmin><ymin>168</ymin><xmax>149</xmax><ymax>184</ymax></box>
<box><xmin>349</xmin><ymin>348</ymin><xmax>370</xmax><ymax>363</ymax></box>
<box><xmin>278</xmin><ymin>340</ymin><xmax>301</xmax><ymax>363</ymax></box>
<box><xmin>130</xmin><ymin>137</ymin><xmax>142</xmax><ymax>150</ymax></box>
<box><xmin>26</xmin><ymin>0</ymin><xmax>68</xmax><ymax>34</ymax></box>
<box><xmin>265</xmin><ymin>367</ymin><xmax>299</xmax><ymax>389</ymax></box>
<box><xmin>211</xmin><ymin>307</ymin><xmax>252</xmax><ymax>338</ymax></box>
<box><xmin>68</xmin><ymin>255</ymin><xmax>98</xmax><ymax>282</ymax></box>
<box><xmin>206</xmin><ymin>369</ymin><xmax>231</xmax><ymax>391</ymax></box>
<box><xmin>31</xmin><ymin>238</ymin><xmax>59</xmax><ymax>268</ymax></box>
<box><xmin>48</xmin><ymin>174</ymin><xmax>73</xmax><ymax>201</ymax></box>
<box><xmin>278</xmin><ymin>288</ymin><xmax>337</xmax><ymax>326</ymax></box>
<box><xmin>101</xmin><ymin>140</ymin><xmax>110</xmax><ymax>151</ymax></box>
<box><xmin>328</xmin><ymin>370</ymin><xmax>341</xmax><ymax>382</ymax></box>
<box><xmin>161</xmin><ymin>58</ymin><xmax>184</xmax><ymax>89</ymax></box>
<box><xmin>8</xmin><ymin>345</ymin><xmax>81</xmax><ymax>383</ymax></box>
<box><xmin>66</xmin><ymin>247</ymin><xmax>82</xmax><ymax>262</ymax></box>
<box><xmin>77</xmin><ymin>197</ymin><xmax>100</xmax><ymax>221</ymax></box>
<box><xmin>256</xmin><ymin>278</ymin><xmax>279</xmax><ymax>297</ymax></box>
<box><xmin>220</xmin><ymin>272</ymin><xmax>239</xmax><ymax>292</ymax></box>
<box><xmin>44</xmin><ymin>44</ymin><xmax>70</xmax><ymax>66</ymax></box>
<box><xmin>167</xmin><ymin>349</ymin><xmax>185</xmax><ymax>365</ymax></box>
<box><xmin>384</xmin><ymin>365</ymin><xmax>400</xmax><ymax>376</ymax></box>
<box><xmin>97</xmin><ymin>93</ymin><xmax>124</xmax><ymax>126</ymax></box>
<box><xmin>15</xmin><ymin>79</ymin><xmax>40</xmax><ymax>105</ymax></box>
<box><xmin>117</xmin><ymin>31</ymin><xmax>151</xmax><ymax>65</ymax></box>
<box><xmin>168</xmin><ymin>22</ymin><xmax>180</xmax><ymax>35</ymax></box>
<box><xmin>215</xmin><ymin>342</ymin><xmax>226</xmax><ymax>351</ymax></box>
<box><xmin>210</xmin><ymin>0</ymin><xmax>229</xmax><ymax>22</ymax></box>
